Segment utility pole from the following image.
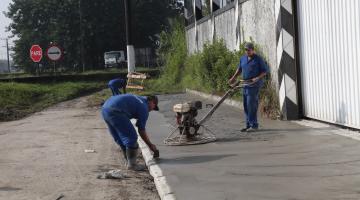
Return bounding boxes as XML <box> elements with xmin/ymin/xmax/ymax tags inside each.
<box><xmin>5</xmin><ymin>39</ymin><xmax>10</xmax><ymax>73</ymax></box>
<box><xmin>79</xmin><ymin>0</ymin><xmax>85</xmax><ymax>72</ymax></box>
<box><xmin>1</xmin><ymin>38</ymin><xmax>11</xmax><ymax>73</ymax></box>
<box><xmin>124</xmin><ymin>0</ymin><xmax>135</xmax><ymax>73</ymax></box>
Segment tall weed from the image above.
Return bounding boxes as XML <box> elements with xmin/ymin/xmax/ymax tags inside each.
<box><xmin>157</xmin><ymin>22</ymin><xmax>279</xmax><ymax>118</ymax></box>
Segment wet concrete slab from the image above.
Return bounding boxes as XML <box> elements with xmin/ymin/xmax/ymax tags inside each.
<box><xmin>147</xmin><ymin>93</ymin><xmax>360</xmax><ymax>200</ymax></box>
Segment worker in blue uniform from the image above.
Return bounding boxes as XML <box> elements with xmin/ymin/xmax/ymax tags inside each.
<box><xmin>228</xmin><ymin>42</ymin><xmax>269</xmax><ymax>132</ymax></box>
<box><xmin>101</xmin><ymin>94</ymin><xmax>159</xmax><ymax>170</ymax></box>
<box><xmin>108</xmin><ymin>78</ymin><xmax>127</xmax><ymax>96</ymax></box>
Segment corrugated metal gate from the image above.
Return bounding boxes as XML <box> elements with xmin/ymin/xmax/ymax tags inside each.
<box><xmin>297</xmin><ymin>0</ymin><xmax>360</xmax><ymax>129</ymax></box>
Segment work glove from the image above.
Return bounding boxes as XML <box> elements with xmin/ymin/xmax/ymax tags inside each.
<box><xmin>150</xmin><ymin>144</ymin><xmax>159</xmax><ymax>158</ymax></box>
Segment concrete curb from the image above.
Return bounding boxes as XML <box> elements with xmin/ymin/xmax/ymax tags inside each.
<box><xmin>137</xmin><ymin>137</ymin><xmax>176</xmax><ymax>200</ymax></box>
<box><xmin>131</xmin><ymin>119</ymin><xmax>176</xmax><ymax>200</ymax></box>
<box><xmin>295</xmin><ymin>120</ymin><xmax>360</xmax><ymax>141</ymax></box>
<box><xmin>186</xmin><ymin>88</ymin><xmax>243</xmax><ymax>109</ymax></box>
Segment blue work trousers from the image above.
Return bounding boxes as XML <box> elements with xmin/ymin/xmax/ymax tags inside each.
<box><xmin>243</xmin><ymin>87</ymin><xmax>260</xmax><ymax>128</ymax></box>
<box><xmin>101</xmin><ymin>107</ymin><xmax>138</xmax><ymax>150</ymax></box>
<box><xmin>109</xmin><ymin>85</ymin><xmax>121</xmax><ymax>96</ymax></box>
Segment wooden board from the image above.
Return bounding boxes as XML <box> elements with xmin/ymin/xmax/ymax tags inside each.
<box><xmin>127</xmin><ymin>73</ymin><xmax>147</xmax><ymax>79</ymax></box>
<box><xmin>126</xmin><ymin>85</ymin><xmax>144</xmax><ymax>90</ymax></box>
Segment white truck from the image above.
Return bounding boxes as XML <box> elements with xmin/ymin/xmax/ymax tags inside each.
<box><xmin>104</xmin><ymin>51</ymin><xmax>126</xmax><ymax>68</ymax></box>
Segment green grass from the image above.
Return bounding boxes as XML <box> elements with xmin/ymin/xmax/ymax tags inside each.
<box><xmin>87</xmin><ymin>79</ymin><xmax>184</xmax><ymax>108</ymax></box>
<box><xmin>0</xmin><ymin>81</ymin><xmax>106</xmax><ymax>121</ymax></box>
<box><xmin>0</xmin><ymin>67</ymin><xmax>159</xmax><ymax>79</ymax></box>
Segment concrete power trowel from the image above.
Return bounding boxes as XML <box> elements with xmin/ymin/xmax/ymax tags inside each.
<box><xmin>164</xmin><ymin>80</ymin><xmax>253</xmax><ymax>146</ymax></box>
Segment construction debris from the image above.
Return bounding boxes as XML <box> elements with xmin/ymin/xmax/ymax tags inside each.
<box><xmin>97</xmin><ymin>169</ymin><xmax>127</xmax><ymax>179</ymax></box>
<box><xmin>84</xmin><ymin>149</ymin><xmax>96</xmax><ymax>153</ymax></box>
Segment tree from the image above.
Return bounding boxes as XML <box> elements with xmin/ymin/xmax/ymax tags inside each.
<box><xmin>5</xmin><ymin>0</ymin><xmax>183</xmax><ymax>73</ymax></box>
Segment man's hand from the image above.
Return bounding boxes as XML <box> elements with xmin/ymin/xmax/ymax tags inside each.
<box><xmin>149</xmin><ymin>144</ymin><xmax>159</xmax><ymax>158</ymax></box>
<box><xmin>153</xmin><ymin>149</ymin><xmax>159</xmax><ymax>158</ymax></box>
<box><xmin>228</xmin><ymin>78</ymin><xmax>236</xmax><ymax>85</ymax></box>
<box><xmin>139</xmin><ymin>130</ymin><xmax>159</xmax><ymax>158</ymax></box>
<box><xmin>149</xmin><ymin>143</ymin><xmax>157</xmax><ymax>152</ymax></box>
<box><xmin>251</xmin><ymin>77</ymin><xmax>259</xmax><ymax>82</ymax></box>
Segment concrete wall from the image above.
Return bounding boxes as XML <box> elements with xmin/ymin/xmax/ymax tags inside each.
<box><xmin>240</xmin><ymin>0</ymin><xmax>277</xmax><ymax>84</ymax></box>
<box><xmin>214</xmin><ymin>7</ymin><xmax>238</xmax><ymax>51</ymax></box>
<box><xmin>186</xmin><ymin>0</ymin><xmax>278</xmax><ymax>86</ymax></box>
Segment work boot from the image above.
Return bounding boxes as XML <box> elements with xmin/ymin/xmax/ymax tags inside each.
<box><xmin>241</xmin><ymin>127</ymin><xmax>250</xmax><ymax>132</ymax></box>
<box><xmin>126</xmin><ymin>148</ymin><xmax>146</xmax><ymax>171</ymax></box>
<box><xmin>247</xmin><ymin>127</ymin><xmax>258</xmax><ymax>132</ymax></box>
<box><xmin>120</xmin><ymin>150</ymin><xmax>127</xmax><ymax>165</ymax></box>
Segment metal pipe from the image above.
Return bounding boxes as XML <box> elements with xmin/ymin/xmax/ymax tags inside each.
<box><xmin>198</xmin><ymin>80</ymin><xmax>253</xmax><ymax>125</ymax></box>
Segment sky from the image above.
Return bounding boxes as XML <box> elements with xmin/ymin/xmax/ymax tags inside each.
<box><xmin>0</xmin><ymin>0</ymin><xmax>13</xmax><ymax>60</ymax></box>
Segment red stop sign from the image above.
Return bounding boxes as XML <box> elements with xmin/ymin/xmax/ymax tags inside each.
<box><xmin>30</xmin><ymin>45</ymin><xmax>43</xmax><ymax>63</ymax></box>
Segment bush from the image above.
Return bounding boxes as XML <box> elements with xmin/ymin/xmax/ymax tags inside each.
<box><xmin>182</xmin><ymin>40</ymin><xmax>239</xmax><ymax>94</ymax></box>
<box><xmin>156</xmin><ymin>21</ymin><xmax>279</xmax><ymax>118</ymax></box>
<box><xmin>157</xmin><ymin>18</ymin><xmax>187</xmax><ymax>87</ymax></box>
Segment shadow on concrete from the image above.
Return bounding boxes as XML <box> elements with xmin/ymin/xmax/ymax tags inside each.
<box><xmin>0</xmin><ymin>186</ymin><xmax>22</xmax><ymax>191</ymax></box>
<box><xmin>255</xmin><ymin>127</ymin><xmax>333</xmax><ymax>133</ymax></box>
<box><xmin>217</xmin><ymin>133</ymin><xmax>283</xmax><ymax>143</ymax></box>
<box><xmin>158</xmin><ymin>154</ymin><xmax>237</xmax><ymax>165</ymax></box>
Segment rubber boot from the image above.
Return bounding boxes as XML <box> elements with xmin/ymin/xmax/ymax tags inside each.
<box><xmin>120</xmin><ymin>146</ymin><xmax>127</xmax><ymax>165</ymax></box>
<box><xmin>126</xmin><ymin>148</ymin><xmax>146</xmax><ymax>171</ymax></box>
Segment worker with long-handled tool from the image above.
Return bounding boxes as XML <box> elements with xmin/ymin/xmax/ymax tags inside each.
<box><xmin>102</xmin><ymin>94</ymin><xmax>160</xmax><ymax>170</ymax></box>
<box><xmin>228</xmin><ymin>42</ymin><xmax>269</xmax><ymax>132</ymax></box>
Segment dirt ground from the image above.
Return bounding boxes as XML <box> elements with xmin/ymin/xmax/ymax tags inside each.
<box><xmin>0</xmin><ymin>93</ymin><xmax>159</xmax><ymax>200</ymax></box>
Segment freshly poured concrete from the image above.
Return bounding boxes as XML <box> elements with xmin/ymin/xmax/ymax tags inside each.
<box><xmin>147</xmin><ymin>93</ymin><xmax>360</xmax><ymax>200</ymax></box>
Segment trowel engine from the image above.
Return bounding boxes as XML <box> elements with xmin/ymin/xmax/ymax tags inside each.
<box><xmin>173</xmin><ymin>101</ymin><xmax>202</xmax><ymax>138</ymax></box>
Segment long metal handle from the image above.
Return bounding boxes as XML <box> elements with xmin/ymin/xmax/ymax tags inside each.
<box><xmin>197</xmin><ymin>89</ymin><xmax>236</xmax><ymax>125</ymax></box>
<box><xmin>197</xmin><ymin>80</ymin><xmax>255</xmax><ymax>126</ymax></box>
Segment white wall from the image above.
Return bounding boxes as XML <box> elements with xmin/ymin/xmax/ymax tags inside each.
<box><xmin>186</xmin><ymin>0</ymin><xmax>278</xmax><ymax>86</ymax></box>
<box><xmin>298</xmin><ymin>0</ymin><xmax>360</xmax><ymax>129</ymax></box>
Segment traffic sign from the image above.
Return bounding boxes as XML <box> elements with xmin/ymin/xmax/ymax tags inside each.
<box><xmin>30</xmin><ymin>45</ymin><xmax>43</xmax><ymax>63</ymax></box>
<box><xmin>46</xmin><ymin>45</ymin><xmax>63</xmax><ymax>61</ymax></box>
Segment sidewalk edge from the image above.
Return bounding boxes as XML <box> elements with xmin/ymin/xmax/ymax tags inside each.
<box><xmin>137</xmin><ymin>134</ymin><xmax>177</xmax><ymax>200</ymax></box>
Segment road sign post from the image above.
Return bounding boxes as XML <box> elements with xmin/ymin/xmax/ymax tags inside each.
<box><xmin>46</xmin><ymin>44</ymin><xmax>63</xmax><ymax>73</ymax></box>
<box><xmin>30</xmin><ymin>45</ymin><xmax>43</xmax><ymax>63</ymax></box>
<box><xmin>30</xmin><ymin>45</ymin><xmax>43</xmax><ymax>76</ymax></box>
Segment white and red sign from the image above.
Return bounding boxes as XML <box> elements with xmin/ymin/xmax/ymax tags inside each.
<box><xmin>30</xmin><ymin>45</ymin><xmax>43</xmax><ymax>63</ymax></box>
<box><xmin>46</xmin><ymin>45</ymin><xmax>63</xmax><ymax>61</ymax></box>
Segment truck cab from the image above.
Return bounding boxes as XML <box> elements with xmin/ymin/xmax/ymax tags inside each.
<box><xmin>104</xmin><ymin>51</ymin><xmax>126</xmax><ymax>68</ymax></box>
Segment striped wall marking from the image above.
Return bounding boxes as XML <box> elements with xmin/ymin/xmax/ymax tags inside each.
<box><xmin>281</xmin><ymin>0</ymin><xmax>293</xmax><ymax>14</ymax></box>
<box><xmin>282</xmin><ymin>29</ymin><xmax>295</xmax><ymax>59</ymax></box>
<box><xmin>279</xmin><ymin>75</ymin><xmax>286</xmax><ymax>109</ymax></box>
<box><xmin>279</xmin><ymin>74</ymin><xmax>297</xmax><ymax>110</ymax></box>
<box><xmin>276</xmin><ymin>34</ymin><xmax>295</xmax><ymax>70</ymax></box>
<box><xmin>276</xmin><ymin>30</ymin><xmax>283</xmax><ymax>69</ymax></box>
<box><xmin>276</xmin><ymin>0</ymin><xmax>301</xmax><ymax>119</ymax></box>
<box><xmin>284</xmin><ymin>73</ymin><xmax>297</xmax><ymax>105</ymax></box>
<box><xmin>275</xmin><ymin>0</ymin><xmax>281</xmax><ymax>21</ymax></box>
<box><xmin>277</xmin><ymin>29</ymin><xmax>295</xmax><ymax>69</ymax></box>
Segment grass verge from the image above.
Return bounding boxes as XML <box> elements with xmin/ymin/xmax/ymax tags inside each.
<box><xmin>87</xmin><ymin>79</ymin><xmax>184</xmax><ymax>108</ymax></box>
<box><xmin>0</xmin><ymin>81</ymin><xmax>106</xmax><ymax>121</ymax></box>
<box><xmin>0</xmin><ymin>67</ymin><xmax>159</xmax><ymax>79</ymax></box>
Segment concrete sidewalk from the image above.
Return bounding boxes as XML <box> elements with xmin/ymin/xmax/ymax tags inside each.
<box><xmin>145</xmin><ymin>93</ymin><xmax>360</xmax><ymax>200</ymax></box>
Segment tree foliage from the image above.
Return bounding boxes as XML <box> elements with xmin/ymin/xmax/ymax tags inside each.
<box><xmin>5</xmin><ymin>0</ymin><xmax>183</xmax><ymax>73</ymax></box>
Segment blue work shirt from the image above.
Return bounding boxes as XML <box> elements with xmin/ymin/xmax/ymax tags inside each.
<box><xmin>102</xmin><ymin>94</ymin><xmax>149</xmax><ymax>131</ymax></box>
<box><xmin>108</xmin><ymin>78</ymin><xmax>126</xmax><ymax>88</ymax></box>
<box><xmin>238</xmin><ymin>54</ymin><xmax>269</xmax><ymax>88</ymax></box>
